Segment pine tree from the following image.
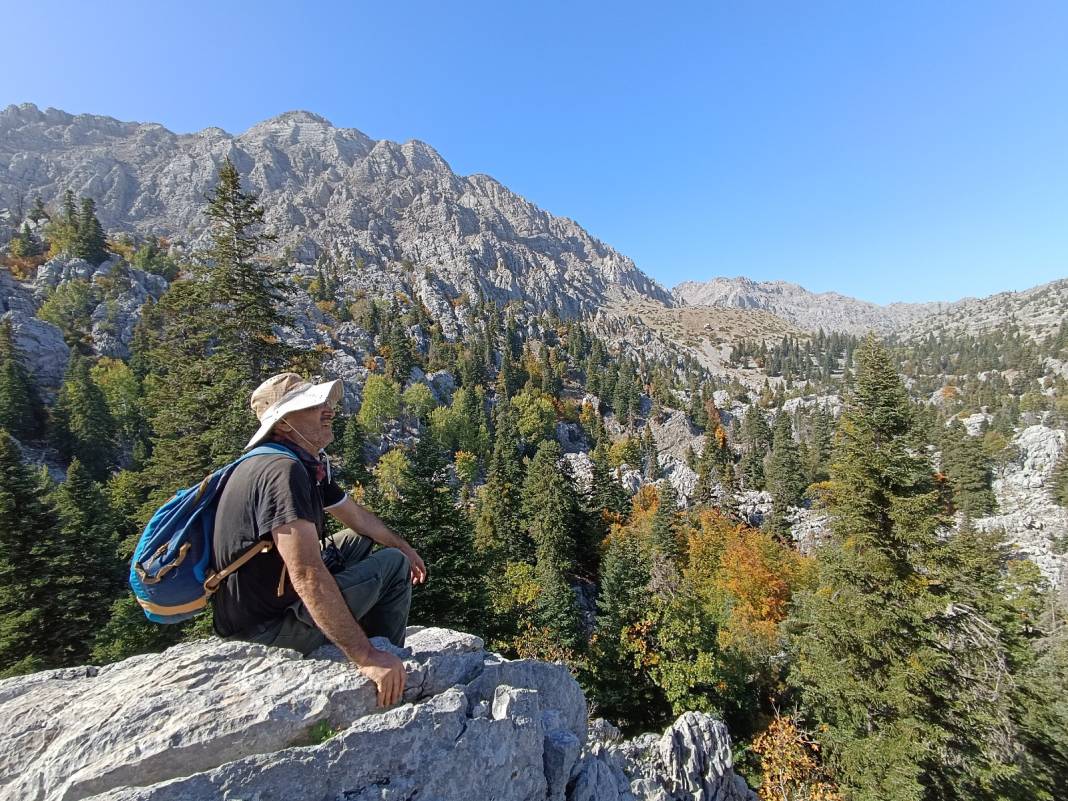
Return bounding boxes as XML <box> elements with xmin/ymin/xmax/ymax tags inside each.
<box><xmin>0</xmin><ymin>320</ymin><xmax>45</xmax><ymax>439</ymax></box>
<box><xmin>376</xmin><ymin>437</ymin><xmax>488</xmax><ymax>635</ymax></box>
<box><xmin>49</xmin><ymin>459</ymin><xmax>122</xmax><ymax>665</ymax></box>
<box><xmin>740</xmin><ymin>406</ymin><xmax>771</xmax><ymax>490</ymax></box>
<box><xmin>0</xmin><ymin>432</ymin><xmax>64</xmax><ymax>675</ymax></box>
<box><xmin>74</xmin><ymin>197</ymin><xmax>108</xmax><ymax>265</ymax></box>
<box><xmin>475</xmin><ymin>400</ymin><xmax>528</xmax><ymax>564</ymax></box>
<box><xmin>51</xmin><ymin>354</ymin><xmax>118</xmax><ymax>480</ymax></box>
<box><xmin>765</xmin><ymin>412</ymin><xmax>805</xmax><ymax>537</ymax></box>
<box><xmin>204</xmin><ymin>157</ymin><xmax>289</xmax><ymax>383</ymax></box>
<box><xmin>522</xmin><ymin>440</ymin><xmax>582</xmax><ymax>651</ymax></box>
<box><xmin>788</xmin><ymin>335</ymin><xmax>1017</xmax><ymax>801</ymax></box>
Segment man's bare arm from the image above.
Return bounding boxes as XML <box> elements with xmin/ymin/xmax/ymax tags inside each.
<box><xmin>272</xmin><ymin>518</ymin><xmax>405</xmax><ymax>706</ymax></box>
<box><xmin>326</xmin><ymin>496</ymin><xmax>427</xmax><ymax>584</ymax></box>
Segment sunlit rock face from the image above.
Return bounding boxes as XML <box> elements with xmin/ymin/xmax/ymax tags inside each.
<box><xmin>0</xmin><ymin>626</ymin><xmax>755</xmax><ymax>801</ymax></box>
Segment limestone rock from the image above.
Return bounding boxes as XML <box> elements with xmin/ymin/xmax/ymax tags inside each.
<box><xmin>0</xmin><ymin>310</ymin><xmax>69</xmax><ymax>390</ymax></box>
<box><xmin>975</xmin><ymin>425</ymin><xmax>1068</xmax><ymax>584</ymax></box>
<box><xmin>574</xmin><ymin>712</ymin><xmax>756</xmax><ymax>801</ymax></box>
<box><xmin>0</xmin><ymin>626</ymin><xmax>755</xmax><ymax>801</ymax></box>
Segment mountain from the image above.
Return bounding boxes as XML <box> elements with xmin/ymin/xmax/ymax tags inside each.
<box><xmin>672</xmin><ymin>276</ymin><xmax>945</xmax><ymax>335</ymax></box>
<box><xmin>0</xmin><ymin>103</ymin><xmax>670</xmax><ymax>325</ymax></box>
<box><xmin>895</xmin><ymin>278</ymin><xmax>1068</xmax><ymax>341</ymax></box>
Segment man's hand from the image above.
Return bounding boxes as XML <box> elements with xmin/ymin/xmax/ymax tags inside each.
<box><xmin>275</xmin><ymin>519</ymin><xmax>406</xmax><ymax>708</ymax></box>
<box><xmin>356</xmin><ymin>647</ymin><xmax>407</xmax><ymax>707</ymax></box>
<box><xmin>403</xmin><ymin>547</ymin><xmax>428</xmax><ymax>585</ymax></box>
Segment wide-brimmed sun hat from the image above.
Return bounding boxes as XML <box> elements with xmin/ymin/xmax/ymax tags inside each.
<box><xmin>245</xmin><ymin>372</ymin><xmax>343</xmax><ymax>450</ymax></box>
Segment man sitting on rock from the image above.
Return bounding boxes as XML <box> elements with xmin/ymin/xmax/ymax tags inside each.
<box><xmin>212</xmin><ymin>372</ymin><xmax>427</xmax><ymax>707</ymax></box>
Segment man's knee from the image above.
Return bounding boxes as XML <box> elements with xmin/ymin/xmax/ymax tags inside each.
<box><xmin>381</xmin><ymin>547</ymin><xmax>411</xmax><ymax>584</ymax></box>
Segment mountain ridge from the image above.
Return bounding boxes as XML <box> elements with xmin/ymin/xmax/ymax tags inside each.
<box><xmin>0</xmin><ymin>103</ymin><xmax>671</xmax><ymax>328</ymax></box>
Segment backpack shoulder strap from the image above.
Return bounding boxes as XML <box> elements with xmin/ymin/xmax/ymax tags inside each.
<box><xmin>241</xmin><ymin>443</ymin><xmax>301</xmax><ymax>462</ymax></box>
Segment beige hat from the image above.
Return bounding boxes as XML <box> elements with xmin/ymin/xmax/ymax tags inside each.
<box><xmin>245</xmin><ymin>372</ymin><xmax>343</xmax><ymax>450</ymax></box>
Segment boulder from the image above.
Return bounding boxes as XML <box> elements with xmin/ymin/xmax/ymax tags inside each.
<box><xmin>0</xmin><ymin>310</ymin><xmax>69</xmax><ymax>390</ymax></box>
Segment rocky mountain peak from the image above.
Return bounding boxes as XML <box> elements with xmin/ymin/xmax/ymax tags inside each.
<box><xmin>0</xmin><ymin>105</ymin><xmax>672</xmax><ymax>324</ymax></box>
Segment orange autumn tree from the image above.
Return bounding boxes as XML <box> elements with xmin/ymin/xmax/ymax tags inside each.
<box><xmin>646</xmin><ymin>508</ymin><xmax>813</xmax><ymax>737</ymax></box>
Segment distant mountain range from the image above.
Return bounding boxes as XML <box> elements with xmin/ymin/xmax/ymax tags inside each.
<box><xmin>1</xmin><ymin>103</ymin><xmax>1063</xmax><ymax>341</ymax></box>
<box><xmin>672</xmin><ymin>277</ymin><xmax>946</xmax><ymax>335</ymax></box>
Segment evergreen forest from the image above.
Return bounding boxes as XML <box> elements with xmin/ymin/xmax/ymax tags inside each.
<box><xmin>2</xmin><ymin>162</ymin><xmax>1067</xmax><ymax>801</ymax></box>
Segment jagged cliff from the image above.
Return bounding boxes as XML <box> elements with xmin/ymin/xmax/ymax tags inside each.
<box><xmin>0</xmin><ymin>103</ymin><xmax>670</xmax><ymax>326</ymax></box>
<box><xmin>0</xmin><ymin>628</ymin><xmax>755</xmax><ymax>801</ymax></box>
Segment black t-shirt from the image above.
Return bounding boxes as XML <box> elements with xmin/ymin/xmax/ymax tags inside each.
<box><xmin>211</xmin><ymin>444</ymin><xmax>346</xmax><ymax>637</ymax></box>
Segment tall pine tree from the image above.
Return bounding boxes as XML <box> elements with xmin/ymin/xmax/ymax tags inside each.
<box><xmin>50</xmin><ymin>353</ymin><xmax>118</xmax><ymax>480</ymax></box>
<box><xmin>0</xmin><ymin>320</ymin><xmax>45</xmax><ymax>440</ymax></box>
<box><xmin>789</xmin><ymin>335</ymin><xmax>1019</xmax><ymax>801</ymax></box>
<box><xmin>766</xmin><ymin>411</ymin><xmax>805</xmax><ymax>537</ymax></box>
<box><xmin>522</xmin><ymin>440</ymin><xmax>582</xmax><ymax>651</ymax></box>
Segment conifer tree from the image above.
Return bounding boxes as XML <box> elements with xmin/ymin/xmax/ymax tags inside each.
<box><xmin>75</xmin><ymin>197</ymin><xmax>108</xmax><ymax>265</ymax></box>
<box><xmin>941</xmin><ymin>419</ymin><xmax>996</xmax><ymax>517</ymax></box>
<box><xmin>522</xmin><ymin>440</ymin><xmax>582</xmax><ymax>651</ymax></box>
<box><xmin>338</xmin><ymin>415</ymin><xmax>373</xmax><ymax>489</ymax></box>
<box><xmin>588</xmin><ymin>526</ymin><xmax>657</xmax><ymax>728</ymax></box>
<box><xmin>43</xmin><ymin>189</ymin><xmax>79</xmax><ymax>255</ymax></box>
<box><xmin>49</xmin><ymin>458</ymin><xmax>122</xmax><ymax>665</ymax></box>
<box><xmin>0</xmin><ymin>320</ymin><xmax>45</xmax><ymax>439</ymax></box>
<box><xmin>9</xmin><ymin>222</ymin><xmax>41</xmax><ymax>258</ymax></box>
<box><xmin>788</xmin><ymin>335</ymin><xmax>1017</xmax><ymax>801</ymax></box>
<box><xmin>475</xmin><ymin>400</ymin><xmax>528</xmax><ymax>564</ymax></box>
<box><xmin>28</xmin><ymin>196</ymin><xmax>48</xmax><ymax>224</ymax></box>
<box><xmin>51</xmin><ymin>353</ymin><xmax>118</xmax><ymax>480</ymax></box>
<box><xmin>1053</xmin><ymin>445</ymin><xmax>1068</xmax><ymax>508</ymax></box>
<box><xmin>740</xmin><ymin>406</ymin><xmax>771</xmax><ymax>490</ymax></box>
<box><xmin>640</xmin><ymin>423</ymin><xmax>659</xmax><ymax>480</ymax></box>
<box><xmin>0</xmin><ymin>431</ymin><xmax>64</xmax><ymax>676</ymax></box>
<box><xmin>806</xmin><ymin>404</ymin><xmax>834</xmax><ymax>484</ymax></box>
<box><xmin>376</xmin><ymin>437</ymin><xmax>488</xmax><ymax>635</ymax></box>
<box><xmin>204</xmin><ymin>157</ymin><xmax>288</xmax><ymax>383</ymax></box>
<box><xmin>649</xmin><ymin>481</ymin><xmax>680</xmax><ymax>562</ymax></box>
<box><xmin>766</xmin><ymin>412</ymin><xmax>805</xmax><ymax>537</ymax></box>
<box><xmin>139</xmin><ymin>160</ymin><xmax>296</xmax><ymax>495</ymax></box>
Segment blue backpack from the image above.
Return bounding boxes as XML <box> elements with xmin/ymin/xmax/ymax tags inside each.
<box><xmin>130</xmin><ymin>443</ymin><xmax>299</xmax><ymax>623</ymax></box>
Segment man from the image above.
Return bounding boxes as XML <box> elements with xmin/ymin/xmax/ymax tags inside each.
<box><xmin>212</xmin><ymin>373</ymin><xmax>427</xmax><ymax>707</ymax></box>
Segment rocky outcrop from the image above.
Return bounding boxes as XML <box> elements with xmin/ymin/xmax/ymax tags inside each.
<box><xmin>0</xmin><ymin>628</ymin><xmax>754</xmax><ymax>801</ymax></box>
<box><xmin>975</xmin><ymin>425</ymin><xmax>1068</xmax><ymax>584</ymax></box>
<box><xmin>1</xmin><ymin>268</ymin><xmax>69</xmax><ymax>390</ymax></box>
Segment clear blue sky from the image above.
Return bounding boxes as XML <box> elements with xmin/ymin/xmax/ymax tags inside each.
<box><xmin>3</xmin><ymin>0</ymin><xmax>1067</xmax><ymax>304</ymax></box>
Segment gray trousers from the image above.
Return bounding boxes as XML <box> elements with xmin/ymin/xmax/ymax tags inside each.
<box><xmin>245</xmin><ymin>528</ymin><xmax>412</xmax><ymax>655</ymax></box>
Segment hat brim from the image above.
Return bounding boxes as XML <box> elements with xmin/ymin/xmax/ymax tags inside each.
<box><xmin>244</xmin><ymin>379</ymin><xmax>343</xmax><ymax>450</ymax></box>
